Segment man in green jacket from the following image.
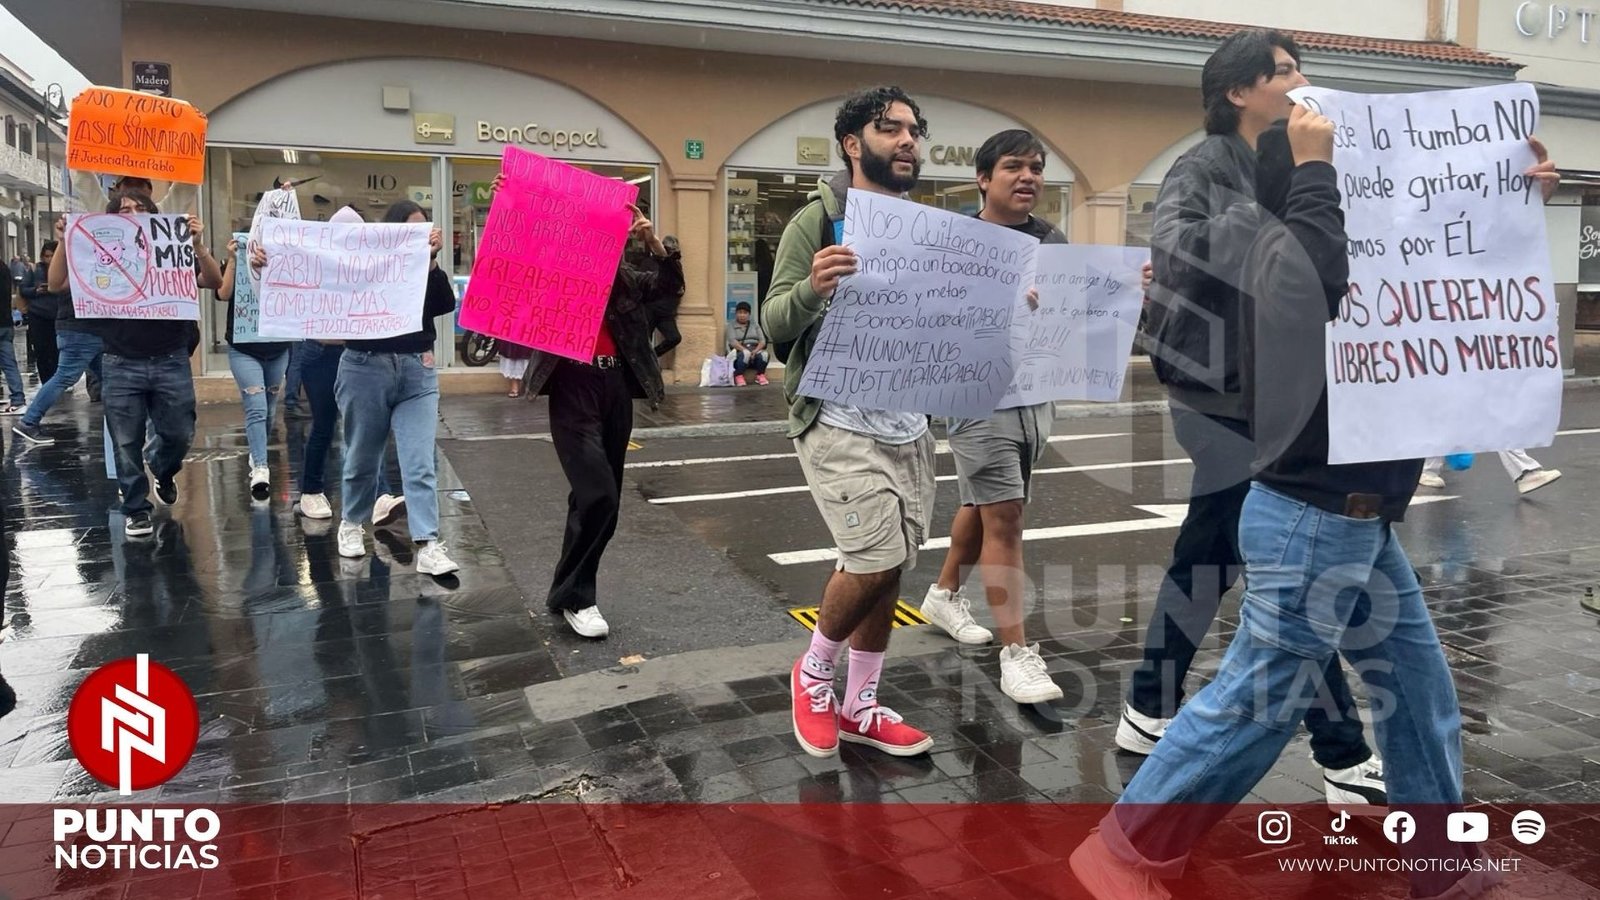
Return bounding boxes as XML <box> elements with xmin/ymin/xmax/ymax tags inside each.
<box><xmin>763</xmin><ymin>86</ymin><xmax>936</xmax><ymax>759</ymax></box>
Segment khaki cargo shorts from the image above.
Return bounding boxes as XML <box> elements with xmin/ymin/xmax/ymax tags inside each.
<box><xmin>794</xmin><ymin>422</ymin><xmax>937</xmax><ymax>574</ymax></box>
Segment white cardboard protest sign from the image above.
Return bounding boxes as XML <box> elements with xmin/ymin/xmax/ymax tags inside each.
<box><xmin>245</xmin><ymin>187</ymin><xmax>300</xmax><ymax>295</ymax></box>
<box><xmin>227</xmin><ymin>231</ymin><xmax>272</xmax><ymax>343</ymax></box>
<box><xmin>255</xmin><ymin>220</ymin><xmax>432</xmax><ymax>340</ymax></box>
<box><xmin>796</xmin><ymin>190</ymin><xmax>1036</xmax><ymax>419</ymax></box>
<box><xmin>64</xmin><ymin>213</ymin><xmax>200</xmax><ymax>320</ymax></box>
<box><xmin>1000</xmin><ymin>244</ymin><xmax>1148</xmax><ymax>407</ymax></box>
<box><xmin>1292</xmin><ymin>83</ymin><xmax>1562</xmax><ymax>464</ymax></box>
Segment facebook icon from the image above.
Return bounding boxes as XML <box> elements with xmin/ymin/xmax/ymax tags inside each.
<box><xmin>1384</xmin><ymin>811</ymin><xmax>1417</xmax><ymax>845</ymax></box>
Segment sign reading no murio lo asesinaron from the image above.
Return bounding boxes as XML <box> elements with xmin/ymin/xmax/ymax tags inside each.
<box><xmin>1291</xmin><ymin>83</ymin><xmax>1562</xmax><ymax>464</ymax></box>
<box><xmin>66</xmin><ymin>86</ymin><xmax>207</xmax><ymax>185</ymax></box>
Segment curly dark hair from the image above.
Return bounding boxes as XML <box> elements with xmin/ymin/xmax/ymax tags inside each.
<box><xmin>834</xmin><ymin>86</ymin><xmax>929</xmax><ymax>175</ymax></box>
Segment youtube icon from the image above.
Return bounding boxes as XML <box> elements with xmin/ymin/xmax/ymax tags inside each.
<box><xmin>1448</xmin><ymin>811</ymin><xmax>1491</xmax><ymax>843</ymax></box>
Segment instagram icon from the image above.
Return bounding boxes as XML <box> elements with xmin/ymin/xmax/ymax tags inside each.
<box><xmin>1257</xmin><ymin>811</ymin><xmax>1292</xmax><ymax>845</ymax></box>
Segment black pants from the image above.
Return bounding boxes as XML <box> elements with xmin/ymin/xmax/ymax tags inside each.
<box><xmin>652</xmin><ymin>318</ymin><xmax>682</xmax><ymax>358</ymax></box>
<box><xmin>547</xmin><ymin>361</ymin><xmax>634</xmax><ymax>614</ymax></box>
<box><xmin>29</xmin><ymin>318</ymin><xmax>58</xmax><ymax>385</ymax></box>
<box><xmin>1127</xmin><ymin>406</ymin><xmax>1371</xmax><ymax>770</ymax></box>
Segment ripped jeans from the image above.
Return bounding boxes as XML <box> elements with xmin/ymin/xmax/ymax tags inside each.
<box><xmin>227</xmin><ymin>346</ymin><xmax>290</xmax><ymax>468</ymax></box>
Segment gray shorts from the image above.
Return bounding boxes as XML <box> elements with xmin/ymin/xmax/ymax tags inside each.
<box><xmin>947</xmin><ymin>403</ymin><xmax>1055</xmax><ymax>506</ymax></box>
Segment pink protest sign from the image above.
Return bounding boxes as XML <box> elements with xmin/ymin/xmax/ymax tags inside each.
<box><xmin>459</xmin><ymin>146</ymin><xmax>638</xmax><ymax>362</ymax></box>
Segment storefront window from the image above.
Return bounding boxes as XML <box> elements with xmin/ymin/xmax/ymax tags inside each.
<box><xmin>724</xmin><ymin>169</ymin><xmax>1070</xmax><ymax>329</ymax></box>
<box><xmin>1124</xmin><ymin>185</ymin><xmax>1160</xmax><ymax>248</ymax></box>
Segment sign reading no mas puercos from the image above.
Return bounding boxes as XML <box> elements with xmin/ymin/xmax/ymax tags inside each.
<box><xmin>66</xmin><ymin>86</ymin><xmax>208</xmax><ymax>185</ymax></box>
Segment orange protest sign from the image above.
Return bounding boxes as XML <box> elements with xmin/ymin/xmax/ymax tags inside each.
<box><xmin>66</xmin><ymin>87</ymin><xmax>208</xmax><ymax>185</ymax></box>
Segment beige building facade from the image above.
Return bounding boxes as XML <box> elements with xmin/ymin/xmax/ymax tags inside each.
<box><xmin>10</xmin><ymin>0</ymin><xmax>1534</xmax><ymax>389</ymax></box>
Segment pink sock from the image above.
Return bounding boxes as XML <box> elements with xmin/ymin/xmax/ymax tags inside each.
<box><xmin>842</xmin><ymin>649</ymin><xmax>885</xmax><ymax>723</ymax></box>
<box><xmin>798</xmin><ymin>631</ymin><xmax>845</xmax><ymax>689</ymax></box>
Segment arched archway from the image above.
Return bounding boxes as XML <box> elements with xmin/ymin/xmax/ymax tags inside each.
<box><xmin>715</xmin><ymin>94</ymin><xmax>1080</xmax><ymax>334</ymax></box>
<box><xmin>208</xmin><ymin>58</ymin><xmax>661</xmax><ymax>165</ymax></box>
<box><xmin>1124</xmin><ymin>128</ymin><xmax>1206</xmax><ymax>246</ymax></box>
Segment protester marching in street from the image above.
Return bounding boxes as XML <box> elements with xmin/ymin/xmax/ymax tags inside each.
<box><xmin>11</xmin><ymin>234</ymin><xmax>103</xmax><ymax>448</ymax></box>
<box><xmin>764</xmin><ymin>86</ymin><xmax>939</xmax><ymax>759</ymax></box>
<box><xmin>1071</xmin><ymin>91</ymin><xmax>1563</xmax><ymax>900</ymax></box>
<box><xmin>267</xmin><ymin>207</ymin><xmax>407</xmax><ymax>530</ymax></box>
<box><xmin>1419</xmin><ymin>449</ymin><xmax>1562</xmax><ymax>496</ymax></box>
<box><xmin>495</xmin><ymin>170</ymin><xmax>684</xmax><ymax>640</ymax></box>
<box><xmin>46</xmin><ymin>190</ymin><xmax>220</xmax><ymax>537</ymax></box>
<box><xmin>918</xmin><ymin>128</ymin><xmax>1070</xmax><ymax>704</ymax></box>
<box><xmin>216</xmin><ymin>237</ymin><xmax>291</xmax><ymax>500</ymax></box>
<box><xmin>17</xmin><ymin>242</ymin><xmax>61</xmax><ymax>387</ymax></box>
<box><xmin>331</xmin><ymin>201</ymin><xmax>460</xmax><ymax>577</ymax></box>
<box><xmin>1119</xmin><ymin>29</ymin><xmax>1388</xmax><ymax>810</ymax></box>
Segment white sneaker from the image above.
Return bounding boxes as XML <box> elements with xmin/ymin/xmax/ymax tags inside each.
<box><xmin>1322</xmin><ymin>754</ymin><xmax>1388</xmax><ymax>814</ymax></box>
<box><xmin>416</xmin><ymin>542</ymin><xmax>460</xmax><ymax>576</ymax></box>
<box><xmin>999</xmin><ymin>643</ymin><xmax>1064</xmax><ymax>704</ymax></box>
<box><xmin>1115</xmin><ymin>702</ymin><xmax>1170</xmax><ymax>755</ymax></box>
<box><xmin>1516</xmin><ymin>468</ymin><xmax>1561</xmax><ymax>495</ymax></box>
<box><xmin>299</xmin><ymin>493</ymin><xmax>333</xmax><ymax>519</ymax></box>
<box><xmin>337</xmin><ymin>520</ymin><xmax>366</xmax><ymax>559</ymax></box>
<box><xmin>919</xmin><ymin>585</ymin><xmax>993</xmax><ymax>644</ymax></box>
<box><xmin>1418</xmin><ymin>472</ymin><xmax>1446</xmax><ymax>489</ymax></box>
<box><xmin>373</xmin><ymin>493</ymin><xmax>406</xmax><ymax>526</ymax></box>
<box><xmin>249</xmin><ymin>466</ymin><xmax>270</xmax><ymax>500</ymax></box>
<box><xmin>563</xmin><ymin>606</ymin><xmax>609</xmax><ymax>639</ymax></box>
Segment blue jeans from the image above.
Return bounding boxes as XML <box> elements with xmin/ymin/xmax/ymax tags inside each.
<box><xmin>299</xmin><ymin>342</ymin><xmax>395</xmax><ymax>497</ymax></box>
<box><xmin>22</xmin><ymin>329</ymin><xmax>104</xmax><ymax>427</ymax></box>
<box><xmin>103</xmin><ymin>351</ymin><xmax>197</xmax><ymax>516</ymax></box>
<box><xmin>335</xmin><ymin>350</ymin><xmax>439</xmax><ymax>542</ymax></box>
<box><xmin>227</xmin><ymin>347</ymin><xmax>289</xmax><ymax>467</ymax></box>
<box><xmin>732</xmin><ymin>349</ymin><xmax>768</xmax><ymax>375</ymax></box>
<box><xmin>1105</xmin><ymin>483</ymin><xmax>1470</xmax><ymax>898</ymax></box>
<box><xmin>283</xmin><ymin>340</ymin><xmax>306</xmax><ymax>410</ymax></box>
<box><xmin>0</xmin><ymin>327</ymin><xmax>26</xmax><ymax>406</ymax></box>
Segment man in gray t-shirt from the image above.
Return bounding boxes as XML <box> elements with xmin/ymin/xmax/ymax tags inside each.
<box><xmin>724</xmin><ymin>301</ymin><xmax>769</xmax><ymax>386</ymax></box>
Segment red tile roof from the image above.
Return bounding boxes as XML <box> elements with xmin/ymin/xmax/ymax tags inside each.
<box><xmin>825</xmin><ymin>0</ymin><xmax>1519</xmax><ymax>68</ymax></box>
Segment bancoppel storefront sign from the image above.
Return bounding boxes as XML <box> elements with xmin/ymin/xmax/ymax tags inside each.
<box><xmin>476</xmin><ymin>121</ymin><xmax>608</xmax><ymax>151</ymax></box>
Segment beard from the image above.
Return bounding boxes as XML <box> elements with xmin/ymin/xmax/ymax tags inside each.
<box><xmin>859</xmin><ymin>144</ymin><xmax>920</xmax><ymax>193</ymax></box>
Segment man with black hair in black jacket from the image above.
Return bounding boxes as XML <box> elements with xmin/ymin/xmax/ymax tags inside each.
<box><xmin>1119</xmin><ymin>28</ymin><xmax>1386</xmax><ymax>812</ymax></box>
<box><xmin>1073</xmin><ymin>101</ymin><xmax>1567</xmax><ymax>900</ymax></box>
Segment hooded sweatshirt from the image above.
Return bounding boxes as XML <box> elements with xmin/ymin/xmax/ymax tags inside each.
<box><xmin>761</xmin><ymin>170</ymin><xmax>924</xmax><ymax>442</ymax></box>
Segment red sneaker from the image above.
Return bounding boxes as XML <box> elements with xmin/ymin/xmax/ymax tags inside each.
<box><xmin>791</xmin><ymin>661</ymin><xmax>839</xmax><ymax>758</ymax></box>
<box><xmin>733</xmin><ymin>374</ymin><xmax>747</xmax><ymax>386</ymax></box>
<box><xmin>755</xmin><ymin>374</ymin><xmax>770</xmax><ymax>386</ymax></box>
<box><xmin>839</xmin><ymin>705</ymin><xmax>933</xmax><ymax>756</ymax></box>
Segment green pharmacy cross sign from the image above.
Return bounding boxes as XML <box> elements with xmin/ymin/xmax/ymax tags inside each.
<box><xmin>685</xmin><ymin>139</ymin><xmax>705</xmax><ymax>160</ymax></box>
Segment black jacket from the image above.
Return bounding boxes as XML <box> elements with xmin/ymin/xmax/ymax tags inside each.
<box><xmin>18</xmin><ymin>263</ymin><xmax>63</xmax><ymax>320</ymax></box>
<box><xmin>1146</xmin><ymin>132</ymin><xmax>1259</xmax><ymax>420</ymax></box>
<box><xmin>1241</xmin><ymin>153</ymin><xmax>1422</xmax><ymax>522</ymax></box>
<box><xmin>525</xmin><ymin>252</ymin><xmax>683</xmax><ymax>408</ymax></box>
